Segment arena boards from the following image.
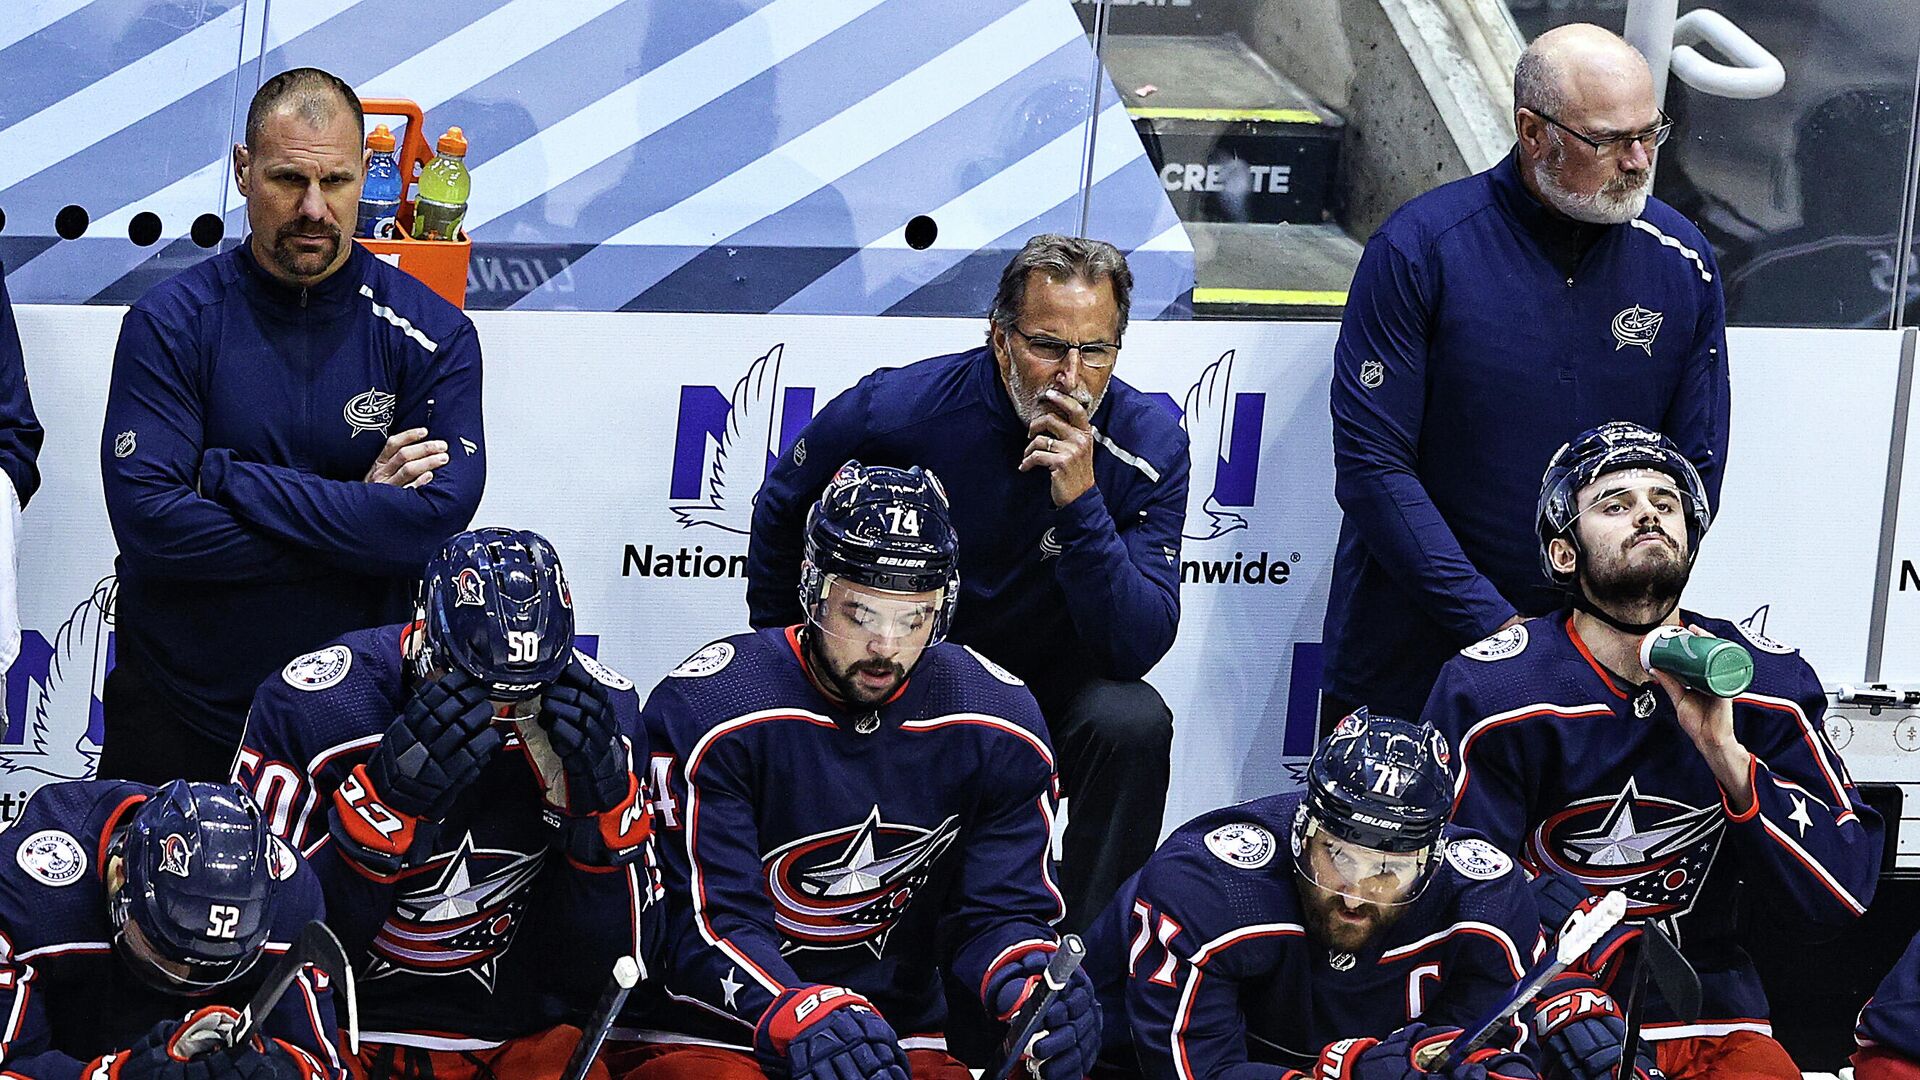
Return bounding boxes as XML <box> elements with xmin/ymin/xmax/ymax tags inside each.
<box><xmin>3</xmin><ymin>307</ymin><xmax>1910</xmax><ymax>847</ymax></box>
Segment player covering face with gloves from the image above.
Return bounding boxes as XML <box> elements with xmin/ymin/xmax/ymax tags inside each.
<box><xmin>233</xmin><ymin>527</ymin><xmax>652</xmax><ymax>1080</ymax></box>
<box><xmin>0</xmin><ymin>779</ymin><xmax>341</xmax><ymax>1079</ymax></box>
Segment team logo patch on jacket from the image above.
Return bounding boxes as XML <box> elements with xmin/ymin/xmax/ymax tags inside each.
<box><xmin>1205</xmin><ymin>823</ymin><xmax>1276</xmax><ymax>869</ymax></box>
<box><xmin>1527</xmin><ymin>778</ymin><xmax>1723</xmax><ymax>922</ymax></box>
<box><xmin>764</xmin><ymin>806</ymin><xmax>961</xmax><ymax>957</ymax></box>
<box><xmin>344</xmin><ymin>387</ymin><xmax>397</xmax><ymax>437</ymax></box>
<box><xmin>670</xmin><ymin>642</ymin><xmax>735</xmax><ymax>678</ymax></box>
<box><xmin>1445</xmin><ymin>837</ymin><xmax>1511</xmax><ymax>880</ymax></box>
<box><xmin>282</xmin><ymin>645</ymin><xmax>352</xmax><ymax>691</ymax></box>
<box><xmin>367</xmin><ymin>833</ymin><xmax>545</xmax><ymax>990</ymax></box>
<box><xmin>1461</xmin><ymin>624</ymin><xmax>1528</xmax><ymax>662</ymax></box>
<box><xmin>16</xmin><ymin>829</ymin><xmax>86</xmax><ymax>886</ymax></box>
<box><xmin>1611</xmin><ymin>305</ymin><xmax>1663</xmax><ymax>355</ymax></box>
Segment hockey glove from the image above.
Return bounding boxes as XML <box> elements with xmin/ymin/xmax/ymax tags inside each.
<box><xmin>754</xmin><ymin>985</ymin><xmax>910</xmax><ymax>1080</ymax></box>
<box><xmin>987</xmin><ymin>951</ymin><xmax>1102</xmax><ymax>1080</ymax></box>
<box><xmin>1533</xmin><ymin>973</ymin><xmax>1662</xmax><ymax>1080</ymax></box>
<box><xmin>106</xmin><ymin>1006</ymin><xmax>320</xmax><ymax>1080</ymax></box>
<box><xmin>1531</xmin><ymin>873</ymin><xmax>1641</xmax><ymax>985</ymax></box>
<box><xmin>534</xmin><ymin>659</ymin><xmax>629</xmax><ymax>815</ymax></box>
<box><xmin>331</xmin><ymin>669</ymin><xmax>500</xmax><ymax>877</ymax></box>
<box><xmin>1301</xmin><ymin>1023</ymin><xmax>1536</xmax><ymax>1080</ymax></box>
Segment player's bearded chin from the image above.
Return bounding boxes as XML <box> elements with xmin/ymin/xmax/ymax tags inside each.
<box><xmin>1300</xmin><ymin>880</ymin><xmax>1402</xmax><ymax>951</ymax></box>
<box><xmin>1581</xmin><ymin>526</ymin><xmax>1690</xmax><ymax>617</ymax></box>
<box><xmin>273</xmin><ymin>220</ymin><xmax>341</xmax><ymax>275</ymax></box>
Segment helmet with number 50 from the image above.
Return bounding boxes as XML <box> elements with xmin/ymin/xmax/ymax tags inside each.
<box><xmin>418</xmin><ymin>527</ymin><xmax>576</xmax><ymax>702</ymax></box>
<box><xmin>109</xmin><ymin>781</ymin><xmax>286</xmax><ymax>994</ymax></box>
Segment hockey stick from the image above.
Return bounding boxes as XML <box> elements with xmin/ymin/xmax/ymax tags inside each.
<box><xmin>231</xmin><ymin>921</ymin><xmax>360</xmax><ymax>1055</ymax></box>
<box><xmin>1437</xmin><ymin>891</ymin><xmax>1629</xmax><ymax>1071</ymax></box>
<box><xmin>561</xmin><ymin>955</ymin><xmax>642</xmax><ymax>1080</ymax></box>
<box><xmin>989</xmin><ymin>935</ymin><xmax>1087</xmax><ymax>1080</ymax></box>
<box><xmin>1614</xmin><ymin>923</ymin><xmax>1698</xmax><ymax>1080</ymax></box>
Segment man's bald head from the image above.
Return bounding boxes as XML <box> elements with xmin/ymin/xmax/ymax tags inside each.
<box><xmin>1514</xmin><ymin>24</ymin><xmax>1654</xmax><ymax>120</ymax></box>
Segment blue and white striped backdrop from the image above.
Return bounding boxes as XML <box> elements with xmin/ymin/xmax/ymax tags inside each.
<box><xmin>0</xmin><ymin>0</ymin><xmax>1193</xmax><ymax>315</ymax></box>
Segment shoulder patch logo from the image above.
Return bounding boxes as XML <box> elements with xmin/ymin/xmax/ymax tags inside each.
<box><xmin>344</xmin><ymin>387</ymin><xmax>397</xmax><ymax>438</ymax></box>
<box><xmin>1445</xmin><ymin>837</ymin><xmax>1512</xmax><ymax>881</ymax></box>
<box><xmin>963</xmin><ymin>646</ymin><xmax>1024</xmax><ymax>686</ymax></box>
<box><xmin>1359</xmin><ymin>358</ymin><xmax>1385</xmax><ymax>389</ymax></box>
<box><xmin>17</xmin><ymin>829</ymin><xmax>86</xmax><ymax>886</ymax></box>
<box><xmin>1611</xmin><ymin>305</ymin><xmax>1663</xmax><ymax>355</ymax></box>
<box><xmin>1461</xmin><ymin>624</ymin><xmax>1528</xmax><ymax>662</ymax></box>
<box><xmin>1204</xmin><ymin>822</ymin><xmax>1276</xmax><ymax>870</ymax></box>
<box><xmin>113</xmin><ymin>431</ymin><xmax>137</xmax><ymax>459</ymax></box>
<box><xmin>670</xmin><ymin>642</ymin><xmax>735</xmax><ymax>679</ymax></box>
<box><xmin>266</xmin><ymin>835</ymin><xmax>298</xmax><ymax>882</ymax></box>
<box><xmin>282</xmin><ymin>645</ymin><xmax>352</xmax><ymax>692</ymax></box>
<box><xmin>573</xmin><ymin>649</ymin><xmax>634</xmax><ymax>691</ymax></box>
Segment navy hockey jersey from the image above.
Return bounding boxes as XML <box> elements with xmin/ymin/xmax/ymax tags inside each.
<box><xmin>625</xmin><ymin>627</ymin><xmax>1063</xmax><ymax>1051</ymax></box>
<box><xmin>232</xmin><ymin>624</ymin><xmax>650</xmax><ymax>1049</ymax></box>
<box><xmin>0</xmin><ymin>780</ymin><xmax>341</xmax><ymax>1080</ymax></box>
<box><xmin>1857</xmin><ymin>929</ymin><xmax>1920</xmax><ymax>1061</ymax></box>
<box><xmin>745</xmin><ymin>346</ymin><xmax>1189</xmax><ymax>705</ymax></box>
<box><xmin>103</xmin><ymin>241</ymin><xmax>485</xmax><ymax>739</ymax></box>
<box><xmin>1084</xmin><ymin>792</ymin><xmax>1545</xmax><ymax>1079</ymax></box>
<box><xmin>1425</xmin><ymin>612</ymin><xmax>1881</xmax><ymax>1042</ymax></box>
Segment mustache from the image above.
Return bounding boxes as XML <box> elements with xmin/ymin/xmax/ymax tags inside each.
<box><xmin>277</xmin><ymin>221</ymin><xmax>340</xmax><ymax>241</ymax></box>
<box><xmin>1625</xmin><ymin>525</ymin><xmax>1676</xmax><ymax>551</ymax></box>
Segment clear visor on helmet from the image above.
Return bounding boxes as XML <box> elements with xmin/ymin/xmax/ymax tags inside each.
<box><xmin>1294</xmin><ymin>819</ymin><xmax>1433</xmax><ymax>907</ymax></box>
<box><xmin>805</xmin><ymin>575</ymin><xmax>946</xmax><ymax>650</ymax></box>
<box><xmin>115</xmin><ymin>917</ymin><xmax>252</xmax><ymax>994</ymax></box>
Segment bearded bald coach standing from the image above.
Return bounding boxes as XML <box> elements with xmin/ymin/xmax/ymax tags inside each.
<box><xmin>1320</xmin><ymin>23</ymin><xmax>1732</xmax><ymax>727</ymax></box>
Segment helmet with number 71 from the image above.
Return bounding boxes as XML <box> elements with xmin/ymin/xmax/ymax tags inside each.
<box><xmin>418</xmin><ymin>527</ymin><xmax>576</xmax><ymax>701</ymax></box>
<box><xmin>109</xmin><ymin>781</ymin><xmax>287</xmax><ymax>994</ymax></box>
<box><xmin>798</xmin><ymin>461</ymin><xmax>961</xmax><ymax>644</ymax></box>
<box><xmin>1292</xmin><ymin>710</ymin><xmax>1454</xmax><ymax>907</ymax></box>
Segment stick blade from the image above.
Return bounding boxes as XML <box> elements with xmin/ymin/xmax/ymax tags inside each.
<box><xmin>1639</xmin><ymin>925</ymin><xmax>1701</xmax><ymax>1023</ymax></box>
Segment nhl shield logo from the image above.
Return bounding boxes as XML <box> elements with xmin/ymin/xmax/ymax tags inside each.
<box><xmin>1611</xmin><ymin>305</ymin><xmax>1663</xmax><ymax>355</ymax></box>
<box><xmin>113</xmin><ymin>431</ymin><xmax>137</xmax><ymax>459</ymax></box>
<box><xmin>344</xmin><ymin>387</ymin><xmax>397</xmax><ymax>437</ymax></box>
<box><xmin>1359</xmin><ymin>358</ymin><xmax>1385</xmax><ymax>389</ymax></box>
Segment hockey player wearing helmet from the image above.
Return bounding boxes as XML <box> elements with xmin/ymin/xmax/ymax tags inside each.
<box><xmin>1426</xmin><ymin>421</ymin><xmax>1882</xmax><ymax>1080</ymax></box>
<box><xmin>1082</xmin><ymin>710</ymin><xmax>1571</xmax><ymax>1080</ymax></box>
<box><xmin>232</xmin><ymin>527</ymin><xmax>652</xmax><ymax>1080</ymax></box>
<box><xmin>610</xmin><ymin>462</ymin><xmax>1094</xmax><ymax>1080</ymax></box>
<box><xmin>0</xmin><ymin>779</ymin><xmax>340</xmax><ymax>1078</ymax></box>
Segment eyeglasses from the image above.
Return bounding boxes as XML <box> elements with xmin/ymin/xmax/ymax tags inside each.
<box><xmin>1532</xmin><ymin>108</ymin><xmax>1673</xmax><ymax>157</ymax></box>
<box><xmin>1008</xmin><ymin>324</ymin><xmax>1119</xmax><ymax>371</ymax></box>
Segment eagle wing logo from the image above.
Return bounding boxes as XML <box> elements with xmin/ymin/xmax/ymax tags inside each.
<box><xmin>671</xmin><ymin>344</ymin><xmax>785</xmax><ymax>534</ymax></box>
<box><xmin>0</xmin><ymin>577</ymin><xmax>111</xmax><ymax>780</ymax></box>
<box><xmin>1181</xmin><ymin>350</ymin><xmax>1249</xmax><ymax>541</ymax></box>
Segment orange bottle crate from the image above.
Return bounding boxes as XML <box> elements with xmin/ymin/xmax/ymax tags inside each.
<box><xmin>354</xmin><ymin>97</ymin><xmax>470</xmax><ymax>309</ymax></box>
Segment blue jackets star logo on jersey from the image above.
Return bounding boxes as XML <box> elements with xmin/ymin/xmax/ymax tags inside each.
<box><xmin>1527</xmin><ymin>778</ymin><xmax>1723</xmax><ymax>922</ymax></box>
<box><xmin>344</xmin><ymin>387</ymin><xmax>397</xmax><ymax>437</ymax></box>
<box><xmin>765</xmin><ymin>806</ymin><xmax>961</xmax><ymax>957</ymax></box>
<box><xmin>1611</xmin><ymin>305</ymin><xmax>1664</xmax><ymax>355</ymax></box>
<box><xmin>367</xmin><ymin>832</ymin><xmax>546</xmax><ymax>990</ymax></box>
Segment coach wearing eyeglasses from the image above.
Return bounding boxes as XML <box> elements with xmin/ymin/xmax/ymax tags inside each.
<box><xmin>746</xmin><ymin>233</ymin><xmax>1188</xmax><ymax>932</ymax></box>
<box><xmin>1321</xmin><ymin>22</ymin><xmax>1731</xmax><ymax>728</ymax></box>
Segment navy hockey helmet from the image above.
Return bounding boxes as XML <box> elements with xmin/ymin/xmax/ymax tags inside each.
<box><xmin>109</xmin><ymin>781</ymin><xmax>283</xmax><ymax>993</ymax></box>
<box><xmin>1536</xmin><ymin>421</ymin><xmax>1712</xmax><ymax>584</ymax></box>
<box><xmin>799</xmin><ymin>461</ymin><xmax>961</xmax><ymax>642</ymax></box>
<box><xmin>1292</xmin><ymin>710</ymin><xmax>1453</xmax><ymax>904</ymax></box>
<box><xmin>419</xmin><ymin>527</ymin><xmax>575</xmax><ymax>701</ymax></box>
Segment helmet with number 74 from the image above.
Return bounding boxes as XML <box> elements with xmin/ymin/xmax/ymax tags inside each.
<box><xmin>797</xmin><ymin>461</ymin><xmax>960</xmax><ymax>708</ymax></box>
